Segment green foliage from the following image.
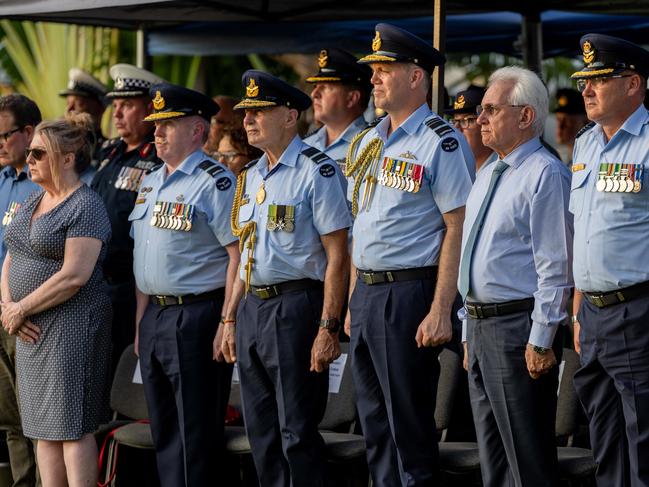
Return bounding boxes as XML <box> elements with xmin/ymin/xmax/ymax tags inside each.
<box><xmin>446</xmin><ymin>52</ymin><xmax>582</xmax><ymax>93</ymax></box>
<box><xmin>0</xmin><ymin>21</ymin><xmax>118</xmax><ymax>120</ymax></box>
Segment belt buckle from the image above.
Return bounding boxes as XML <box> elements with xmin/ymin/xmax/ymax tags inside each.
<box><xmin>590</xmin><ymin>294</ymin><xmax>605</xmax><ymax>308</ymax></box>
<box><xmin>466</xmin><ymin>304</ymin><xmax>479</xmax><ymax>319</ymax></box>
<box><xmin>155</xmin><ymin>295</ymin><xmax>166</xmax><ymax>306</ymax></box>
<box><xmin>256</xmin><ymin>287</ymin><xmax>271</xmax><ymax>299</ymax></box>
<box><xmin>359</xmin><ymin>272</ymin><xmax>374</xmax><ymax>285</ymax></box>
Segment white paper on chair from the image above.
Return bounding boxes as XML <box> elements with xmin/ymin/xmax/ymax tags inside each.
<box><xmin>328</xmin><ymin>353</ymin><xmax>348</xmax><ymax>394</ymax></box>
<box><xmin>133</xmin><ymin>360</ymin><xmax>143</xmax><ymax>384</ymax></box>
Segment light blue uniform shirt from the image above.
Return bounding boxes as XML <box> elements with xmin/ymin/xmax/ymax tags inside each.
<box><xmin>349</xmin><ymin>103</ymin><xmax>473</xmax><ymax>271</ymax></box>
<box><xmin>0</xmin><ymin>166</ymin><xmax>38</xmax><ymax>265</ymax></box>
<box><xmin>237</xmin><ymin>135</ymin><xmax>351</xmax><ymax>286</ymax></box>
<box><xmin>459</xmin><ymin>137</ymin><xmax>573</xmax><ymax>348</ymax></box>
<box><xmin>571</xmin><ymin>105</ymin><xmax>649</xmax><ymax>292</ymax></box>
<box><xmin>129</xmin><ymin>150</ymin><xmax>237</xmax><ymax>295</ymax></box>
<box><xmin>303</xmin><ymin>116</ymin><xmax>368</xmax><ymax>170</ymax></box>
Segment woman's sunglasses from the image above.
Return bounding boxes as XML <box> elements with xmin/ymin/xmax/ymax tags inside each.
<box><xmin>25</xmin><ymin>147</ymin><xmax>48</xmax><ymax>161</ymax></box>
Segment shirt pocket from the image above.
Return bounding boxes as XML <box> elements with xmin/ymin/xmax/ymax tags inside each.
<box><xmin>128</xmin><ymin>199</ymin><xmax>150</xmax><ymax>222</ymax></box>
<box><xmin>569</xmin><ymin>167</ymin><xmax>591</xmax><ymax>218</ymax></box>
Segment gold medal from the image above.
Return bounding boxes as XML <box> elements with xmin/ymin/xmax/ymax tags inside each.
<box><xmin>634</xmin><ymin>180</ymin><xmax>642</xmax><ymax>193</ymax></box>
<box><xmin>256</xmin><ymin>182</ymin><xmax>266</xmax><ymax>205</ymax></box>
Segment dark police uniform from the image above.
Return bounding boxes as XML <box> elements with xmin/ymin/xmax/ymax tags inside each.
<box><xmin>90</xmin><ymin>64</ymin><xmax>163</xmax><ymax>370</ymax></box>
<box><xmin>569</xmin><ymin>34</ymin><xmax>649</xmax><ymax>487</ymax></box>
<box><xmin>130</xmin><ymin>83</ymin><xmax>236</xmax><ymax>487</ymax></box>
<box><xmin>348</xmin><ymin>24</ymin><xmax>473</xmax><ymax>486</ymax></box>
<box><xmin>231</xmin><ymin>71</ymin><xmax>351</xmax><ymax>487</ymax></box>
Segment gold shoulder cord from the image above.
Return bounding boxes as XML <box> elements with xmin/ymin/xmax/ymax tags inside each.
<box><xmin>230</xmin><ymin>168</ymin><xmax>256</xmax><ymax>293</ymax></box>
<box><xmin>344</xmin><ymin>129</ymin><xmax>384</xmax><ymax>217</ymax></box>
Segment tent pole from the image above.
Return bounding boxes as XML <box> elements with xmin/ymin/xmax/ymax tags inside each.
<box><xmin>136</xmin><ymin>24</ymin><xmax>150</xmax><ymax>70</ymax></box>
<box><xmin>432</xmin><ymin>0</ymin><xmax>446</xmax><ymax>114</ymax></box>
<box><xmin>522</xmin><ymin>10</ymin><xmax>542</xmax><ymax>75</ymax></box>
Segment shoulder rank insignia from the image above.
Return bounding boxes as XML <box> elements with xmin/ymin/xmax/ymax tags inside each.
<box><xmin>302</xmin><ymin>147</ymin><xmax>330</xmax><ymax>165</ymax></box>
<box><xmin>576</xmin><ymin>121</ymin><xmax>595</xmax><ymax>139</ymax></box>
<box><xmin>198</xmin><ymin>160</ymin><xmax>232</xmax><ymax>191</ymax></box>
<box><xmin>425</xmin><ymin>116</ymin><xmax>454</xmax><ymax>137</ymax></box>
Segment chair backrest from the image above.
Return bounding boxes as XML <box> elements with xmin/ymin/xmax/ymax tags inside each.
<box><xmin>556</xmin><ymin>348</ymin><xmax>582</xmax><ymax>439</ymax></box>
<box><xmin>318</xmin><ymin>342</ymin><xmax>357</xmax><ymax>431</ymax></box>
<box><xmin>435</xmin><ymin>348</ymin><xmax>463</xmax><ymax>434</ymax></box>
<box><xmin>109</xmin><ymin>344</ymin><xmax>149</xmax><ymax>420</ymax></box>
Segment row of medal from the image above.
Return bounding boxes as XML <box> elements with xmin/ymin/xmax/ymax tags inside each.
<box><xmin>150</xmin><ymin>201</ymin><xmax>195</xmax><ymax>231</ymax></box>
<box><xmin>595</xmin><ymin>163</ymin><xmax>644</xmax><ymax>193</ymax></box>
<box><xmin>266</xmin><ymin>204</ymin><xmax>295</xmax><ymax>232</ymax></box>
<box><xmin>2</xmin><ymin>201</ymin><xmax>20</xmax><ymax>226</ymax></box>
<box><xmin>114</xmin><ymin>166</ymin><xmax>147</xmax><ymax>192</ymax></box>
<box><xmin>377</xmin><ymin>157</ymin><xmax>424</xmax><ymax>193</ymax></box>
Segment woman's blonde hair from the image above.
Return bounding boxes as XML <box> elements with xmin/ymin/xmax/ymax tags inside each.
<box><xmin>35</xmin><ymin>112</ymin><xmax>94</xmax><ymax>189</ymax></box>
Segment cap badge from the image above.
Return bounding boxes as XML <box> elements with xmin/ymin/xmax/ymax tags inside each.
<box><xmin>583</xmin><ymin>41</ymin><xmax>595</xmax><ymax>64</ymax></box>
<box><xmin>318</xmin><ymin>50</ymin><xmax>328</xmax><ymax>68</ymax></box>
<box><xmin>246</xmin><ymin>78</ymin><xmax>259</xmax><ymax>98</ymax></box>
<box><xmin>454</xmin><ymin>95</ymin><xmax>466</xmax><ymax>110</ymax></box>
<box><xmin>558</xmin><ymin>95</ymin><xmax>568</xmax><ymax>107</ymax></box>
<box><xmin>372</xmin><ymin>31</ymin><xmax>382</xmax><ymax>52</ymax></box>
<box><xmin>115</xmin><ymin>77</ymin><xmax>125</xmax><ymax>90</ymax></box>
<box><xmin>152</xmin><ymin>91</ymin><xmax>165</xmax><ymax>111</ymax></box>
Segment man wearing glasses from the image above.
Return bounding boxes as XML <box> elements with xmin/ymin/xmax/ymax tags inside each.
<box><xmin>0</xmin><ymin>94</ymin><xmax>42</xmax><ymax>487</ymax></box>
<box><xmin>459</xmin><ymin>66</ymin><xmax>572</xmax><ymax>487</ymax></box>
<box><xmin>569</xmin><ymin>34</ymin><xmax>649</xmax><ymax>487</ymax></box>
<box><xmin>446</xmin><ymin>85</ymin><xmax>496</xmax><ymax>172</ymax></box>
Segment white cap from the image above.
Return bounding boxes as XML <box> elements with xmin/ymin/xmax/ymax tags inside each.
<box><xmin>106</xmin><ymin>64</ymin><xmax>165</xmax><ymax>98</ymax></box>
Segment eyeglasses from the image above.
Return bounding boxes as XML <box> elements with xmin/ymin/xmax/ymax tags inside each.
<box><xmin>0</xmin><ymin>127</ymin><xmax>22</xmax><ymax>144</ymax></box>
<box><xmin>476</xmin><ymin>104</ymin><xmax>527</xmax><ymax>117</ymax></box>
<box><xmin>25</xmin><ymin>147</ymin><xmax>48</xmax><ymax>161</ymax></box>
<box><xmin>452</xmin><ymin>117</ymin><xmax>478</xmax><ymax>129</ymax></box>
<box><xmin>214</xmin><ymin>150</ymin><xmax>245</xmax><ymax>163</ymax></box>
<box><xmin>576</xmin><ymin>75</ymin><xmax>633</xmax><ymax>93</ymax></box>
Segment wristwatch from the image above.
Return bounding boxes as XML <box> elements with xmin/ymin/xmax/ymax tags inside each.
<box><xmin>532</xmin><ymin>345</ymin><xmax>550</xmax><ymax>355</ymax></box>
<box><xmin>318</xmin><ymin>318</ymin><xmax>341</xmax><ymax>333</ymax></box>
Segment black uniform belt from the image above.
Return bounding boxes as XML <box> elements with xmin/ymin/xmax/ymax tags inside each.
<box><xmin>356</xmin><ymin>267</ymin><xmax>437</xmax><ymax>286</ymax></box>
<box><xmin>466</xmin><ymin>298</ymin><xmax>535</xmax><ymax>319</ymax></box>
<box><xmin>150</xmin><ymin>289</ymin><xmax>223</xmax><ymax>307</ymax></box>
<box><xmin>250</xmin><ymin>279</ymin><xmax>322</xmax><ymax>300</ymax></box>
<box><xmin>583</xmin><ymin>280</ymin><xmax>649</xmax><ymax>308</ymax></box>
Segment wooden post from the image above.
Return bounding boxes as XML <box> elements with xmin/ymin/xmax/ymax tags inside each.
<box><xmin>432</xmin><ymin>0</ymin><xmax>446</xmax><ymax>114</ymax></box>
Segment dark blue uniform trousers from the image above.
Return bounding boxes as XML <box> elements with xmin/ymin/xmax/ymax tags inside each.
<box><xmin>467</xmin><ymin>311</ymin><xmax>562</xmax><ymax>487</ymax></box>
<box><xmin>139</xmin><ymin>291</ymin><xmax>233</xmax><ymax>487</ymax></box>
<box><xmin>349</xmin><ymin>277</ymin><xmax>440</xmax><ymax>487</ymax></box>
<box><xmin>574</xmin><ymin>296</ymin><xmax>649</xmax><ymax>487</ymax></box>
<box><xmin>237</xmin><ymin>288</ymin><xmax>328</xmax><ymax>487</ymax></box>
